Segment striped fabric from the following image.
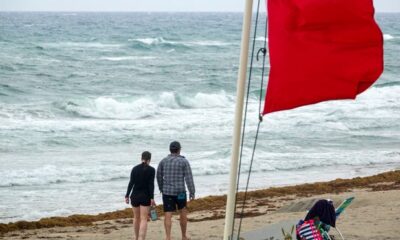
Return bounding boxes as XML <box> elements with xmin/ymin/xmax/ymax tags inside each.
<box><xmin>296</xmin><ymin>219</ymin><xmax>323</xmax><ymax>240</ymax></box>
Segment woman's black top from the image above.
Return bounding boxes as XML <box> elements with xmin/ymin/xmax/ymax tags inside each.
<box><xmin>125</xmin><ymin>162</ymin><xmax>155</xmax><ymax>199</ymax></box>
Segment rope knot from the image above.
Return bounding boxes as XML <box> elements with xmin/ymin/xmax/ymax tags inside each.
<box><xmin>256</xmin><ymin>47</ymin><xmax>267</xmax><ymax>61</ymax></box>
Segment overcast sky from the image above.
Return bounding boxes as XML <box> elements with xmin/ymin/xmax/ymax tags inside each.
<box><xmin>1</xmin><ymin>0</ymin><xmax>399</xmax><ymax>12</ymax></box>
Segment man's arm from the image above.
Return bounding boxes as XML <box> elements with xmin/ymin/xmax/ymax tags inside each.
<box><xmin>184</xmin><ymin>160</ymin><xmax>195</xmax><ymax>200</ymax></box>
<box><xmin>156</xmin><ymin>160</ymin><xmax>163</xmax><ymax>193</ymax></box>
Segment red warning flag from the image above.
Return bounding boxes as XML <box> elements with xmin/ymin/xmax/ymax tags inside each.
<box><xmin>263</xmin><ymin>0</ymin><xmax>384</xmax><ymax>114</ymax></box>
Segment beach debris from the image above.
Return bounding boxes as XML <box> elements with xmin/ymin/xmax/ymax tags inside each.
<box><xmin>281</xmin><ymin>225</ymin><xmax>294</xmax><ymax>240</ymax></box>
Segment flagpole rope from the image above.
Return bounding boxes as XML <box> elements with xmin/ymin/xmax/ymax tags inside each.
<box><xmin>258</xmin><ymin>15</ymin><xmax>268</xmax><ymax>114</ymax></box>
<box><xmin>235</xmin><ymin>11</ymin><xmax>269</xmax><ymax>240</ymax></box>
<box><xmin>230</xmin><ymin>0</ymin><xmax>262</xmax><ymax>237</ymax></box>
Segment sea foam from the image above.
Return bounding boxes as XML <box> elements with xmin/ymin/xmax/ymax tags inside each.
<box><xmin>59</xmin><ymin>91</ymin><xmax>233</xmax><ymax>120</ymax></box>
<box><xmin>384</xmin><ymin>34</ymin><xmax>396</xmax><ymax>40</ymax></box>
<box><xmin>128</xmin><ymin>37</ymin><xmax>231</xmax><ymax>47</ymax></box>
<box><xmin>100</xmin><ymin>56</ymin><xmax>156</xmax><ymax>61</ymax></box>
<box><xmin>0</xmin><ymin>164</ymin><xmax>129</xmax><ymax>187</ymax></box>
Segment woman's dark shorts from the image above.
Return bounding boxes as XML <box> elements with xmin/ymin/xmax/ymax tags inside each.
<box><xmin>162</xmin><ymin>194</ymin><xmax>187</xmax><ymax>212</ymax></box>
<box><xmin>130</xmin><ymin>193</ymin><xmax>151</xmax><ymax>207</ymax></box>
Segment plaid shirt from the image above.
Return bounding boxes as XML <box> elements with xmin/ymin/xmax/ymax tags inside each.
<box><xmin>157</xmin><ymin>154</ymin><xmax>195</xmax><ymax>198</ymax></box>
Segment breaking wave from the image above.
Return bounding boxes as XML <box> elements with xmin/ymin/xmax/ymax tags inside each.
<box><xmin>99</xmin><ymin>56</ymin><xmax>156</xmax><ymax>61</ymax></box>
<box><xmin>384</xmin><ymin>34</ymin><xmax>397</xmax><ymax>41</ymax></box>
<box><xmin>128</xmin><ymin>37</ymin><xmax>231</xmax><ymax>47</ymax></box>
<box><xmin>43</xmin><ymin>42</ymin><xmax>122</xmax><ymax>49</ymax></box>
<box><xmin>255</xmin><ymin>36</ymin><xmax>268</xmax><ymax>42</ymax></box>
<box><xmin>2</xmin><ymin>151</ymin><xmax>398</xmax><ymax>188</ymax></box>
<box><xmin>0</xmin><ymin>165</ymin><xmax>129</xmax><ymax>187</ymax></box>
<box><xmin>57</xmin><ymin>91</ymin><xmax>233</xmax><ymax>120</ymax></box>
<box><xmin>58</xmin><ymin>97</ymin><xmax>158</xmax><ymax>120</ymax></box>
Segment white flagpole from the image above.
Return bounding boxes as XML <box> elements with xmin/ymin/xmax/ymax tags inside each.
<box><xmin>223</xmin><ymin>0</ymin><xmax>254</xmax><ymax>239</ymax></box>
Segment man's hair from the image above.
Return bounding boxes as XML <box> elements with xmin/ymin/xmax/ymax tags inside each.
<box><xmin>142</xmin><ymin>151</ymin><xmax>151</xmax><ymax>161</ymax></box>
<box><xmin>170</xmin><ymin>148</ymin><xmax>179</xmax><ymax>154</ymax></box>
<box><xmin>169</xmin><ymin>141</ymin><xmax>181</xmax><ymax>153</ymax></box>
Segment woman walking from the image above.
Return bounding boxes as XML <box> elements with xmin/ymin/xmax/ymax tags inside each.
<box><xmin>125</xmin><ymin>151</ymin><xmax>156</xmax><ymax>240</ymax></box>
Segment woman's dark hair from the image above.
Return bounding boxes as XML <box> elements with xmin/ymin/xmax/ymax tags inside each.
<box><xmin>141</xmin><ymin>151</ymin><xmax>151</xmax><ymax>161</ymax></box>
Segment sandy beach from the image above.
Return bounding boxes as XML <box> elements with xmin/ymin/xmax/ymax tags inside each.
<box><xmin>1</xmin><ymin>170</ymin><xmax>399</xmax><ymax>240</ymax></box>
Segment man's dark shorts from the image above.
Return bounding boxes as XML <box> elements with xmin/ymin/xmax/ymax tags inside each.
<box><xmin>162</xmin><ymin>194</ymin><xmax>187</xmax><ymax>212</ymax></box>
<box><xmin>130</xmin><ymin>193</ymin><xmax>151</xmax><ymax>207</ymax></box>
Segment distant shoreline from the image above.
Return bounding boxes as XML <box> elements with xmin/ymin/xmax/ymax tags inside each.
<box><xmin>1</xmin><ymin>169</ymin><xmax>399</xmax><ymax>236</ymax></box>
<box><xmin>0</xmin><ymin>11</ymin><xmax>399</xmax><ymax>13</ymax></box>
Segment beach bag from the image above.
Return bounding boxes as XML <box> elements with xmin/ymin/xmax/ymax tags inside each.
<box><xmin>296</xmin><ymin>219</ymin><xmax>323</xmax><ymax>240</ymax></box>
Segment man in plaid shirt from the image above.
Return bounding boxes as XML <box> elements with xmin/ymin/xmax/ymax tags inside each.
<box><xmin>157</xmin><ymin>141</ymin><xmax>195</xmax><ymax>240</ymax></box>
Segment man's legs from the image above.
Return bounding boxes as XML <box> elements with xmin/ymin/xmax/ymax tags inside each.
<box><xmin>138</xmin><ymin>206</ymin><xmax>149</xmax><ymax>240</ymax></box>
<box><xmin>179</xmin><ymin>207</ymin><xmax>189</xmax><ymax>240</ymax></box>
<box><xmin>162</xmin><ymin>195</ymin><xmax>176</xmax><ymax>240</ymax></box>
<box><xmin>132</xmin><ymin>207</ymin><xmax>140</xmax><ymax>240</ymax></box>
<box><xmin>164</xmin><ymin>212</ymin><xmax>173</xmax><ymax>240</ymax></box>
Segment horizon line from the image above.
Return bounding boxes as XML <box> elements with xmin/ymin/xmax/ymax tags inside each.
<box><xmin>1</xmin><ymin>10</ymin><xmax>399</xmax><ymax>13</ymax></box>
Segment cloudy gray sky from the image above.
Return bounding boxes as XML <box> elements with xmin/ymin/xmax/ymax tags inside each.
<box><xmin>1</xmin><ymin>0</ymin><xmax>399</xmax><ymax>12</ymax></box>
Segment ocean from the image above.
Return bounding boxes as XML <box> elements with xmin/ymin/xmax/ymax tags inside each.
<box><xmin>0</xmin><ymin>12</ymin><xmax>399</xmax><ymax>223</ymax></box>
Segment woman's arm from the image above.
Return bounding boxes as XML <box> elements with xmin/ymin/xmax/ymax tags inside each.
<box><xmin>125</xmin><ymin>167</ymin><xmax>135</xmax><ymax>202</ymax></box>
<box><xmin>149</xmin><ymin>167</ymin><xmax>155</xmax><ymax>199</ymax></box>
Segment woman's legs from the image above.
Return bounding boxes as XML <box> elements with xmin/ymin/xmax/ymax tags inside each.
<box><xmin>138</xmin><ymin>205</ymin><xmax>150</xmax><ymax>240</ymax></box>
<box><xmin>132</xmin><ymin>207</ymin><xmax>140</xmax><ymax>240</ymax></box>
